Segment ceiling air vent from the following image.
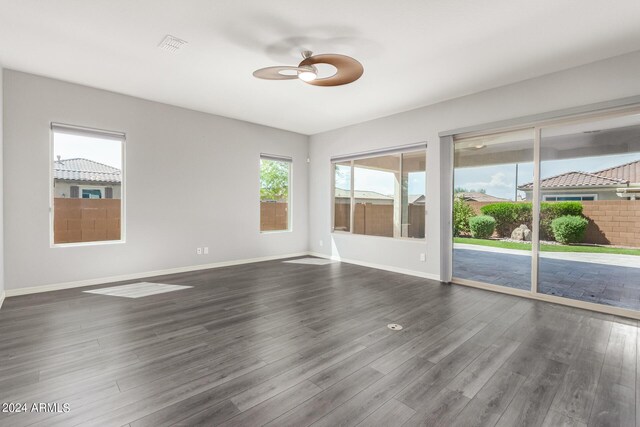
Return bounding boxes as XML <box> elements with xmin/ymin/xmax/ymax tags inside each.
<box><xmin>158</xmin><ymin>35</ymin><xmax>187</xmax><ymax>53</ymax></box>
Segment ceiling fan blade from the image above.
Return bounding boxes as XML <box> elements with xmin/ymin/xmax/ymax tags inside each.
<box><xmin>253</xmin><ymin>66</ymin><xmax>304</xmax><ymax>80</ymax></box>
<box><xmin>298</xmin><ymin>54</ymin><xmax>363</xmax><ymax>86</ymax></box>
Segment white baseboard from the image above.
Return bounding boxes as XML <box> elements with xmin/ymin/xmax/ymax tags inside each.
<box><xmin>3</xmin><ymin>251</ymin><xmax>440</xmax><ymax>299</ymax></box>
<box><xmin>4</xmin><ymin>252</ymin><xmax>309</xmax><ymax>297</ymax></box>
<box><xmin>308</xmin><ymin>252</ymin><xmax>441</xmax><ymax>281</ymax></box>
<box><xmin>0</xmin><ymin>291</ymin><xmax>5</xmax><ymax>309</ymax></box>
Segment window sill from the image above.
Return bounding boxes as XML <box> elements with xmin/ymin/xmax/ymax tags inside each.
<box><xmin>51</xmin><ymin>239</ymin><xmax>126</xmax><ymax>248</ymax></box>
<box><xmin>331</xmin><ymin>231</ymin><xmax>426</xmax><ymax>242</ymax></box>
<box><xmin>260</xmin><ymin>229</ymin><xmax>292</xmax><ymax>234</ymax></box>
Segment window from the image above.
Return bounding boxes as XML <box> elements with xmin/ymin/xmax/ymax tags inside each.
<box><xmin>543</xmin><ymin>195</ymin><xmax>597</xmax><ymax>201</ymax></box>
<box><xmin>333</xmin><ymin>161</ymin><xmax>351</xmax><ymax>232</ymax></box>
<box><xmin>353</xmin><ymin>154</ymin><xmax>400</xmax><ymax>237</ymax></box>
<box><xmin>82</xmin><ymin>188</ymin><xmax>103</xmax><ymax>199</ymax></box>
<box><xmin>51</xmin><ymin>124</ymin><xmax>124</xmax><ymax>245</ymax></box>
<box><xmin>450</xmin><ymin>108</ymin><xmax>640</xmax><ymax>313</ymax></box>
<box><xmin>260</xmin><ymin>154</ymin><xmax>291</xmax><ymax>232</ymax></box>
<box><xmin>402</xmin><ymin>151</ymin><xmax>427</xmax><ymax>238</ymax></box>
<box><xmin>332</xmin><ymin>147</ymin><xmax>426</xmax><ymax>239</ymax></box>
<box><xmin>453</xmin><ymin>128</ymin><xmax>534</xmax><ymax>290</ymax></box>
<box><xmin>537</xmin><ymin>114</ymin><xmax>640</xmax><ymax>310</ymax></box>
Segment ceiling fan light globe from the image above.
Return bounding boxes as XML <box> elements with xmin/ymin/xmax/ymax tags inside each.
<box><xmin>298</xmin><ymin>71</ymin><xmax>317</xmax><ymax>82</ymax></box>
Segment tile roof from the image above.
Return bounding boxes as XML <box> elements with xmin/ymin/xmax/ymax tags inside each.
<box><xmin>408</xmin><ymin>194</ymin><xmax>425</xmax><ymax>204</ymax></box>
<box><xmin>54</xmin><ymin>158</ymin><xmax>121</xmax><ymax>183</ymax></box>
<box><xmin>519</xmin><ymin>171</ymin><xmax>627</xmax><ymax>190</ymax></box>
<box><xmin>593</xmin><ymin>160</ymin><xmax>640</xmax><ymax>184</ymax></box>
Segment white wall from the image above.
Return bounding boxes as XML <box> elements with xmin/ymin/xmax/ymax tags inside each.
<box><xmin>5</xmin><ymin>51</ymin><xmax>640</xmax><ymax>292</ymax></box>
<box><xmin>3</xmin><ymin>70</ymin><xmax>309</xmax><ymax>291</ymax></box>
<box><xmin>0</xmin><ymin>67</ymin><xmax>4</xmax><ymax>301</ymax></box>
<box><xmin>309</xmin><ymin>50</ymin><xmax>640</xmax><ymax>279</ymax></box>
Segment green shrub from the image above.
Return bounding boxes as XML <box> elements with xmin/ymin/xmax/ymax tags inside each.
<box><xmin>472</xmin><ymin>200</ymin><xmax>584</xmax><ymax>240</ymax></box>
<box><xmin>453</xmin><ymin>198</ymin><xmax>475</xmax><ymax>236</ymax></box>
<box><xmin>469</xmin><ymin>215</ymin><xmax>496</xmax><ymax>239</ymax></box>
<box><xmin>480</xmin><ymin>203</ymin><xmax>531</xmax><ymax>237</ymax></box>
<box><xmin>551</xmin><ymin>215</ymin><xmax>588</xmax><ymax>244</ymax></box>
<box><xmin>540</xmin><ymin>201</ymin><xmax>583</xmax><ymax>240</ymax></box>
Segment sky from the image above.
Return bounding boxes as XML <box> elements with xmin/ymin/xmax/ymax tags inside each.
<box><xmin>335</xmin><ymin>165</ymin><xmax>426</xmax><ymax>196</ymax></box>
<box><xmin>454</xmin><ymin>152</ymin><xmax>640</xmax><ymax>200</ymax></box>
<box><xmin>336</xmin><ymin>151</ymin><xmax>640</xmax><ymax>200</ymax></box>
<box><xmin>53</xmin><ymin>133</ymin><xmax>122</xmax><ymax>168</ymax></box>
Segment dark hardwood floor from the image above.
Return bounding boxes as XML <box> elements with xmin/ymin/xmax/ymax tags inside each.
<box><xmin>0</xmin><ymin>257</ymin><xmax>637</xmax><ymax>426</ymax></box>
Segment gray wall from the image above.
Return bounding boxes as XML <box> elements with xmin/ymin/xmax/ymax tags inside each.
<box><xmin>3</xmin><ymin>70</ymin><xmax>309</xmax><ymax>291</ymax></box>
<box><xmin>309</xmin><ymin>50</ymin><xmax>640</xmax><ymax>279</ymax></box>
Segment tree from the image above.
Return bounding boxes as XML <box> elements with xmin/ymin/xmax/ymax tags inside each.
<box><xmin>454</xmin><ymin>187</ymin><xmax>486</xmax><ymax>194</ymax></box>
<box><xmin>260</xmin><ymin>160</ymin><xmax>289</xmax><ymax>201</ymax></box>
<box><xmin>453</xmin><ymin>198</ymin><xmax>475</xmax><ymax>236</ymax></box>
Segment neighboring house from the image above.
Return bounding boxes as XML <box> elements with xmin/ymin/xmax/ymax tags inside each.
<box><xmin>408</xmin><ymin>194</ymin><xmax>425</xmax><ymax>205</ymax></box>
<box><xmin>335</xmin><ymin>188</ymin><xmax>424</xmax><ymax>205</ymax></box>
<box><xmin>335</xmin><ymin>188</ymin><xmax>394</xmax><ymax>205</ymax></box>
<box><xmin>454</xmin><ymin>192</ymin><xmax>509</xmax><ymax>202</ymax></box>
<box><xmin>519</xmin><ymin>160</ymin><xmax>640</xmax><ymax>201</ymax></box>
<box><xmin>54</xmin><ymin>157</ymin><xmax>122</xmax><ymax>199</ymax></box>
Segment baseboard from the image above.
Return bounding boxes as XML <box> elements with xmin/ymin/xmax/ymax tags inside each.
<box><xmin>0</xmin><ymin>291</ymin><xmax>5</xmax><ymax>309</ymax></box>
<box><xmin>4</xmin><ymin>251</ymin><xmax>441</xmax><ymax>298</ymax></box>
<box><xmin>4</xmin><ymin>252</ymin><xmax>309</xmax><ymax>297</ymax></box>
<box><xmin>308</xmin><ymin>252</ymin><xmax>441</xmax><ymax>281</ymax></box>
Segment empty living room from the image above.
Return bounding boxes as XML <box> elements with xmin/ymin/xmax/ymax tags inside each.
<box><xmin>2</xmin><ymin>1</ymin><xmax>640</xmax><ymax>426</ymax></box>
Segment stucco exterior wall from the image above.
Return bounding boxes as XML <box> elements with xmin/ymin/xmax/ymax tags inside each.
<box><xmin>54</xmin><ymin>181</ymin><xmax>122</xmax><ymax>199</ymax></box>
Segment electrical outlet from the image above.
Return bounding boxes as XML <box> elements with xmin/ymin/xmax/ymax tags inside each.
<box><xmin>196</xmin><ymin>248</ymin><xmax>202</xmax><ymax>255</ymax></box>
<box><xmin>319</xmin><ymin>240</ymin><xmax>324</xmax><ymax>247</ymax></box>
<box><xmin>203</xmin><ymin>247</ymin><xmax>209</xmax><ymax>255</ymax></box>
<box><xmin>419</xmin><ymin>253</ymin><xmax>426</xmax><ymax>262</ymax></box>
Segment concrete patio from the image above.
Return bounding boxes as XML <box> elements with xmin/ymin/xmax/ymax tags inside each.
<box><xmin>453</xmin><ymin>243</ymin><xmax>640</xmax><ymax>310</ymax></box>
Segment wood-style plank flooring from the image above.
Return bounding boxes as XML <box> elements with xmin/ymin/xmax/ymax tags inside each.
<box><xmin>0</xmin><ymin>257</ymin><xmax>637</xmax><ymax>426</ymax></box>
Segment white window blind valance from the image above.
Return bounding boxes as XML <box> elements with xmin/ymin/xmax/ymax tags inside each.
<box><xmin>260</xmin><ymin>153</ymin><xmax>293</xmax><ymax>163</ymax></box>
<box><xmin>51</xmin><ymin>123</ymin><xmax>125</xmax><ymax>141</ymax></box>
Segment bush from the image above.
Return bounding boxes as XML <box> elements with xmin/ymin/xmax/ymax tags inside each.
<box><xmin>453</xmin><ymin>198</ymin><xmax>475</xmax><ymax>237</ymax></box>
<box><xmin>551</xmin><ymin>215</ymin><xmax>588</xmax><ymax>244</ymax></box>
<box><xmin>480</xmin><ymin>203</ymin><xmax>531</xmax><ymax>237</ymax></box>
<box><xmin>540</xmin><ymin>201</ymin><xmax>583</xmax><ymax>240</ymax></box>
<box><xmin>469</xmin><ymin>200</ymin><xmax>584</xmax><ymax>240</ymax></box>
<box><xmin>469</xmin><ymin>215</ymin><xmax>496</xmax><ymax>239</ymax></box>
<box><xmin>478</xmin><ymin>201</ymin><xmax>584</xmax><ymax>240</ymax></box>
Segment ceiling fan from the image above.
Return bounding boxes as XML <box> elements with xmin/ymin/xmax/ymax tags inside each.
<box><xmin>253</xmin><ymin>50</ymin><xmax>364</xmax><ymax>87</ymax></box>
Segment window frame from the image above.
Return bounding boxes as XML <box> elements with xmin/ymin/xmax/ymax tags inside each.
<box><xmin>259</xmin><ymin>154</ymin><xmax>292</xmax><ymax>234</ymax></box>
<box><xmin>331</xmin><ymin>144</ymin><xmax>427</xmax><ymax>240</ymax></box>
<box><xmin>50</xmin><ymin>123</ymin><xmax>126</xmax><ymax>248</ymax></box>
<box><xmin>542</xmin><ymin>194</ymin><xmax>598</xmax><ymax>201</ymax></box>
<box><xmin>443</xmin><ymin>102</ymin><xmax>640</xmax><ymax>320</ymax></box>
<box><xmin>80</xmin><ymin>186</ymin><xmax>105</xmax><ymax>199</ymax></box>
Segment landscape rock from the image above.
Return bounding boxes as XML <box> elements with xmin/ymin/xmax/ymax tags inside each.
<box><xmin>511</xmin><ymin>224</ymin><xmax>532</xmax><ymax>241</ymax></box>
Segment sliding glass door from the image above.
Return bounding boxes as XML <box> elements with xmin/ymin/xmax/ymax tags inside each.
<box><xmin>453</xmin><ymin>129</ymin><xmax>534</xmax><ymax>290</ymax></box>
<box><xmin>451</xmin><ymin>109</ymin><xmax>640</xmax><ymax>314</ymax></box>
<box><xmin>538</xmin><ymin>114</ymin><xmax>640</xmax><ymax>310</ymax></box>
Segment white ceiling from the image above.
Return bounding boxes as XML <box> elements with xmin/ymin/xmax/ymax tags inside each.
<box><xmin>1</xmin><ymin>0</ymin><xmax>640</xmax><ymax>135</ymax></box>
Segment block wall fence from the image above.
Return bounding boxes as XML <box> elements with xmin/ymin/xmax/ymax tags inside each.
<box><xmin>466</xmin><ymin>200</ymin><xmax>640</xmax><ymax>247</ymax></box>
